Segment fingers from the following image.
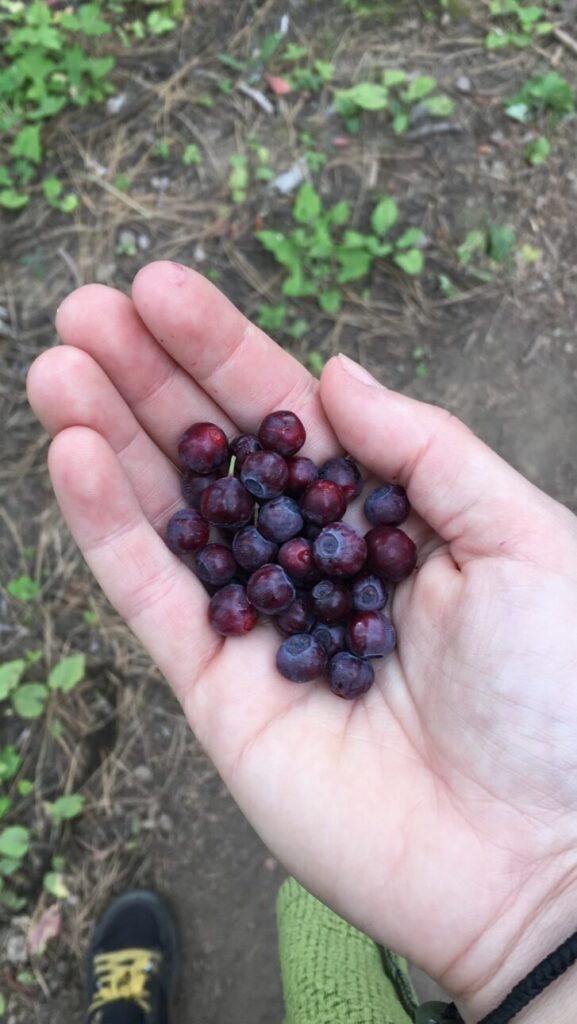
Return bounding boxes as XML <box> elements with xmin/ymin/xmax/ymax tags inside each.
<box><xmin>131</xmin><ymin>261</ymin><xmax>337</xmax><ymax>460</ymax></box>
<box><xmin>55</xmin><ymin>285</ymin><xmax>238</xmax><ymax>462</ymax></box>
<box><xmin>47</xmin><ymin>426</ymin><xmax>220</xmax><ymax>701</ymax></box>
<box><xmin>320</xmin><ymin>354</ymin><xmax>576</xmax><ymax>568</ymax></box>
<box><xmin>27</xmin><ymin>347</ymin><xmax>181</xmax><ymax>529</ymax></box>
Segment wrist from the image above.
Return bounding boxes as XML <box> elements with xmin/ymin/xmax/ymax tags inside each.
<box><xmin>447</xmin><ymin>861</ymin><xmax>577</xmax><ymax>1023</ymax></box>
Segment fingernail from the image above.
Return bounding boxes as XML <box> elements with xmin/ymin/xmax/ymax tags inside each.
<box><xmin>338</xmin><ymin>353</ymin><xmax>383</xmax><ymax>387</ymax></box>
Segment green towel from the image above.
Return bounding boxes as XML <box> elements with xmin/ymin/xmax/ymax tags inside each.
<box><xmin>277</xmin><ymin>878</ymin><xmax>419</xmax><ymax>1024</ymax></box>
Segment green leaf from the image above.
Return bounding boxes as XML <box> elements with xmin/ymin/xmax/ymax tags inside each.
<box><xmin>256</xmin><ymin>231</ymin><xmax>299</xmax><ymax>273</ymax></box>
<box><xmin>485</xmin><ymin>29</ymin><xmax>510</xmax><ymax>49</ymax></box>
<box><xmin>0</xmin><ymin>189</ymin><xmax>28</xmax><ymax>210</ymax></box>
<box><xmin>7</xmin><ymin>575</ymin><xmax>40</xmax><ymax>601</ymax></box>
<box><xmin>336</xmin><ymin>249</ymin><xmax>372</xmax><ymax>283</ymax></box>
<box><xmin>59</xmin><ymin>194</ymin><xmax>78</xmax><ymax>213</ymax></box>
<box><xmin>10</xmin><ymin>124</ymin><xmax>41</xmax><ymax>164</ymax></box>
<box><xmin>423</xmin><ymin>95</ymin><xmax>455</xmax><ymax>117</ymax></box>
<box><xmin>294</xmin><ymin>182</ymin><xmax>322</xmax><ymax>224</ymax></box>
<box><xmin>396</xmin><ymin>228</ymin><xmax>425</xmax><ymax>249</ymax></box>
<box><xmin>0</xmin><ymin>660</ymin><xmax>26</xmax><ymax>700</ymax></box>
<box><xmin>524</xmin><ymin>136</ymin><xmax>551</xmax><ymax>165</ymax></box>
<box><xmin>487</xmin><ymin>224</ymin><xmax>516</xmax><ymax>263</ymax></box>
<box><xmin>457</xmin><ymin>228</ymin><xmax>487</xmax><ymax>265</ymax></box>
<box><xmin>327</xmin><ymin>199</ymin><xmax>351</xmax><ymax>226</ymax></box>
<box><xmin>0</xmin><ymin>166</ymin><xmax>12</xmax><ymax>187</ymax></box>
<box><xmin>392</xmin><ymin>112</ymin><xmax>409</xmax><ymax>135</ymax></box>
<box><xmin>147</xmin><ymin>10</ymin><xmax>176</xmax><ymax>34</ymax></box>
<box><xmin>404</xmin><ymin>76</ymin><xmax>437</xmax><ymax>103</ymax></box>
<box><xmin>382</xmin><ymin>70</ymin><xmax>407</xmax><ymax>87</ymax></box>
<box><xmin>43</xmin><ymin>871</ymin><xmax>70</xmax><ymax>898</ymax></box>
<box><xmin>0</xmin><ymin>992</ymin><xmax>5</xmax><ymax>1015</ymax></box>
<box><xmin>256</xmin><ymin>304</ymin><xmax>287</xmax><ymax>331</ymax></box>
<box><xmin>371</xmin><ymin>197</ymin><xmax>399</xmax><ymax>236</ymax></box>
<box><xmin>17</xmin><ymin>780</ymin><xmax>33</xmax><ymax>797</ymax></box>
<box><xmin>182</xmin><ymin>143</ymin><xmax>201</xmax><ymax>166</ymax></box>
<box><xmin>0</xmin><ymin>798</ymin><xmax>12</xmax><ymax>820</ymax></box>
<box><xmin>505</xmin><ymin>102</ymin><xmax>530</xmax><ymax>123</ymax></box>
<box><xmin>0</xmin><ymin>746</ymin><xmax>21</xmax><ymax>783</ymax></box>
<box><xmin>319</xmin><ymin>289</ymin><xmax>341</xmax><ymax>314</ymax></box>
<box><xmin>12</xmin><ymin>683</ymin><xmax>48</xmax><ymax>719</ymax></box>
<box><xmin>337</xmin><ymin>82</ymin><xmax>388</xmax><ymax>111</ymax></box>
<box><xmin>393</xmin><ymin>249</ymin><xmax>424</xmax><ymax>275</ymax></box>
<box><xmin>83</xmin><ymin>610</ymin><xmax>98</xmax><ymax>624</ymax></box>
<box><xmin>0</xmin><ymin>857</ymin><xmax>19</xmax><ymax>876</ymax></box>
<box><xmin>0</xmin><ymin>826</ymin><xmax>30</xmax><ymax>859</ymax></box>
<box><xmin>46</xmin><ymin>794</ymin><xmax>85</xmax><ymax>824</ymax></box>
<box><xmin>48</xmin><ymin>654</ymin><xmax>85</xmax><ymax>693</ymax></box>
<box><xmin>287</xmin><ymin>319</ymin><xmax>308</xmax><ymax>340</ymax></box>
<box><xmin>307</xmin><ymin>351</ymin><xmax>325</xmax><ymax>377</ymax></box>
<box><xmin>42</xmin><ymin>176</ymin><xmax>62</xmax><ymax>202</ymax></box>
<box><xmin>62</xmin><ymin>3</ymin><xmax>110</xmax><ymax>36</ymax></box>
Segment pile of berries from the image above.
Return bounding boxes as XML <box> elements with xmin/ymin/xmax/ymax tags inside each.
<box><xmin>165</xmin><ymin>411</ymin><xmax>416</xmax><ymax>700</ymax></box>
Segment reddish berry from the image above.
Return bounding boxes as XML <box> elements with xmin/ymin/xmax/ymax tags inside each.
<box><xmin>241</xmin><ymin>450</ymin><xmax>289</xmax><ymax>500</ymax></box>
<box><xmin>285</xmin><ymin>457</ymin><xmax>319</xmax><ymax>497</ymax></box>
<box><xmin>329</xmin><ymin>653</ymin><xmax>374</xmax><ymax>699</ymax></box>
<box><xmin>247</xmin><ymin>564</ymin><xmax>296</xmax><ymax>615</ymax></box>
<box><xmin>300</xmin><ymin>480</ymin><xmax>346</xmax><ymax>526</ymax></box>
<box><xmin>278</xmin><ymin>537</ymin><xmax>319</xmax><ymax>584</ymax></box>
<box><xmin>365</xmin><ymin>526</ymin><xmax>417</xmax><ymax>582</ymax></box>
<box><xmin>276</xmin><ymin>596</ymin><xmax>315</xmax><ymax>637</ymax></box>
<box><xmin>178</xmin><ymin>422</ymin><xmax>229</xmax><ymax>474</ymax></box>
<box><xmin>319</xmin><ymin>456</ymin><xmax>362</xmax><ymax>503</ymax></box>
<box><xmin>230</xmin><ymin>433</ymin><xmax>262</xmax><ymax>469</ymax></box>
<box><xmin>310</xmin><ymin>580</ymin><xmax>352</xmax><ymax>623</ymax></box>
<box><xmin>200</xmin><ymin>477</ymin><xmax>254</xmax><ymax>530</ymax></box>
<box><xmin>346</xmin><ymin>611</ymin><xmax>396</xmax><ymax>659</ymax></box>
<box><xmin>195</xmin><ymin>544</ymin><xmax>237</xmax><ymax>587</ymax></box>
<box><xmin>165</xmin><ymin>509</ymin><xmax>209</xmax><ymax>558</ymax></box>
<box><xmin>181</xmin><ymin>470</ymin><xmax>220</xmax><ymax>510</ymax></box>
<box><xmin>208</xmin><ymin>584</ymin><xmax>258</xmax><ymax>636</ymax></box>
<box><xmin>259</xmin><ymin>410</ymin><xmax>306</xmax><ymax>457</ymax></box>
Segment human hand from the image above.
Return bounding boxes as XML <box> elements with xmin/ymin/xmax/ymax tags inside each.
<box><xmin>27</xmin><ymin>262</ymin><xmax>577</xmax><ymax>1022</ymax></box>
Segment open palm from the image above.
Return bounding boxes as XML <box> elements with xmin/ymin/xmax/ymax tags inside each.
<box><xmin>27</xmin><ymin>263</ymin><xmax>577</xmax><ymax>1020</ymax></box>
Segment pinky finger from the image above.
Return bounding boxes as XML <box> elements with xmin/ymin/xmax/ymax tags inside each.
<box><xmin>48</xmin><ymin>426</ymin><xmax>220</xmax><ymax>703</ymax></box>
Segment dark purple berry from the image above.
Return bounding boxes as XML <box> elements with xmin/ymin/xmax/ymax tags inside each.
<box><xmin>365</xmin><ymin>526</ymin><xmax>417</xmax><ymax>582</ymax></box>
<box><xmin>310</xmin><ymin>580</ymin><xmax>353</xmax><ymax>623</ymax></box>
<box><xmin>329</xmin><ymin>652</ymin><xmax>374</xmax><ymax>699</ymax></box>
<box><xmin>276</xmin><ymin>633</ymin><xmax>327</xmax><ymax>683</ymax></box>
<box><xmin>364</xmin><ymin>484</ymin><xmax>410</xmax><ymax>526</ymax></box>
<box><xmin>285</xmin><ymin>457</ymin><xmax>319</xmax><ymax>497</ymax></box>
<box><xmin>300</xmin><ymin>480</ymin><xmax>346</xmax><ymax>526</ymax></box>
<box><xmin>178</xmin><ymin>422</ymin><xmax>229</xmax><ymax>474</ymax></box>
<box><xmin>200</xmin><ymin>477</ymin><xmax>254</xmax><ymax>530</ymax></box>
<box><xmin>312</xmin><ymin>622</ymin><xmax>346</xmax><ymax>658</ymax></box>
<box><xmin>240</xmin><ymin>450</ymin><xmax>289</xmax><ymax>500</ymax></box>
<box><xmin>208</xmin><ymin>584</ymin><xmax>258</xmax><ymax>636</ymax></box>
<box><xmin>346</xmin><ymin>611</ymin><xmax>396</xmax><ymax>659</ymax></box>
<box><xmin>276</xmin><ymin>596</ymin><xmax>315</xmax><ymax>637</ymax></box>
<box><xmin>313</xmin><ymin>522</ymin><xmax>367</xmax><ymax>578</ymax></box>
<box><xmin>351</xmin><ymin>574</ymin><xmax>387</xmax><ymax>613</ymax></box>
<box><xmin>165</xmin><ymin>508</ymin><xmax>209</xmax><ymax>558</ymax></box>
<box><xmin>278</xmin><ymin>537</ymin><xmax>319</xmax><ymax>584</ymax></box>
<box><xmin>247</xmin><ymin>564</ymin><xmax>296</xmax><ymax>615</ymax></box>
<box><xmin>319</xmin><ymin>456</ymin><xmax>362</xmax><ymax>503</ymax></box>
<box><xmin>259</xmin><ymin>410</ymin><xmax>306</xmax><ymax>457</ymax></box>
<box><xmin>232</xmin><ymin>526</ymin><xmax>277</xmax><ymax>573</ymax></box>
<box><xmin>230</xmin><ymin>433</ymin><xmax>262</xmax><ymax>469</ymax></box>
<box><xmin>195</xmin><ymin>544</ymin><xmax>237</xmax><ymax>587</ymax></box>
<box><xmin>258</xmin><ymin>496</ymin><xmax>304</xmax><ymax>543</ymax></box>
<box><xmin>181</xmin><ymin>470</ymin><xmax>220</xmax><ymax>510</ymax></box>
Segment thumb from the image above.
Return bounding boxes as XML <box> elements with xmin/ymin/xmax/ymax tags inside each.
<box><xmin>320</xmin><ymin>354</ymin><xmax>575</xmax><ymax>568</ymax></box>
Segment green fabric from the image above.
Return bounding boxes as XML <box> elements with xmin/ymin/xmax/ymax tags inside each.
<box><xmin>277</xmin><ymin>877</ymin><xmax>419</xmax><ymax>1024</ymax></box>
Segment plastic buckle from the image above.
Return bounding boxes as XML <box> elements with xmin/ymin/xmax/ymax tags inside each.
<box><xmin>415</xmin><ymin>1001</ymin><xmax>452</xmax><ymax>1023</ymax></box>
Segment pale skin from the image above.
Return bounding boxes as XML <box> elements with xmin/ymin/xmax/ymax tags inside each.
<box><xmin>27</xmin><ymin>261</ymin><xmax>577</xmax><ymax>1023</ymax></box>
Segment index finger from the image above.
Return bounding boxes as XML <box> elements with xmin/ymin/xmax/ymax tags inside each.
<box><xmin>131</xmin><ymin>261</ymin><xmax>337</xmax><ymax>459</ymax></box>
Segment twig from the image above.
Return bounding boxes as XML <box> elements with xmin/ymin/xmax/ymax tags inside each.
<box><xmin>84</xmin><ymin>174</ymin><xmax>154</xmax><ymax>220</ymax></box>
<box><xmin>553</xmin><ymin>25</ymin><xmax>577</xmax><ymax>57</ymax></box>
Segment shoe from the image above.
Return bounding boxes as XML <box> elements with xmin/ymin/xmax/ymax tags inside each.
<box><xmin>84</xmin><ymin>890</ymin><xmax>178</xmax><ymax>1024</ymax></box>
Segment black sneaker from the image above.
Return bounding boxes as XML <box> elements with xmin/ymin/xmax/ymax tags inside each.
<box><xmin>84</xmin><ymin>890</ymin><xmax>178</xmax><ymax>1024</ymax></box>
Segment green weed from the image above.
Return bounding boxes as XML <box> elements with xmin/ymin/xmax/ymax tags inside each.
<box><xmin>485</xmin><ymin>1</ymin><xmax>553</xmax><ymax>49</ymax></box>
<box><xmin>335</xmin><ymin>71</ymin><xmax>455</xmax><ymax>134</ymax></box>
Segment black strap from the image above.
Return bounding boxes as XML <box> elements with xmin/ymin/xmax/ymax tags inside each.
<box><xmin>439</xmin><ymin>927</ymin><xmax>577</xmax><ymax>1023</ymax></box>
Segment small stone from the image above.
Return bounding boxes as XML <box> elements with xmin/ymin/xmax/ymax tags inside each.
<box><xmin>106</xmin><ymin>93</ymin><xmax>127</xmax><ymax>115</ymax></box>
<box><xmin>456</xmin><ymin>75</ymin><xmax>471</xmax><ymax>93</ymax></box>
<box><xmin>158</xmin><ymin>814</ymin><xmax>173</xmax><ymax>834</ymax></box>
<box><xmin>7</xmin><ymin>932</ymin><xmax>28</xmax><ymax>964</ymax></box>
<box><xmin>133</xmin><ymin>765</ymin><xmax>153</xmax><ymax>785</ymax></box>
<box><xmin>137</xmin><ymin>233</ymin><xmax>151</xmax><ymax>251</ymax></box>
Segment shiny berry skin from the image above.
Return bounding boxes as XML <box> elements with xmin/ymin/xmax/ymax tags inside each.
<box><xmin>364</xmin><ymin>484</ymin><xmax>410</xmax><ymax>527</ymax></box>
<box><xmin>313</xmin><ymin>522</ymin><xmax>367</xmax><ymax>578</ymax></box>
<box><xmin>181</xmin><ymin>470</ymin><xmax>220</xmax><ymax>510</ymax></box>
<box><xmin>200</xmin><ymin>477</ymin><xmax>254</xmax><ymax>530</ymax></box>
<box><xmin>208</xmin><ymin>584</ymin><xmax>258</xmax><ymax>637</ymax></box>
<box><xmin>278</xmin><ymin>537</ymin><xmax>319</xmax><ymax>584</ymax></box>
<box><xmin>312</xmin><ymin>622</ymin><xmax>346</xmax><ymax>658</ymax></box>
<box><xmin>351</xmin><ymin>573</ymin><xmax>387</xmax><ymax>613</ymax></box>
<box><xmin>319</xmin><ymin>456</ymin><xmax>362</xmax><ymax>503</ymax></box>
<box><xmin>240</xmin><ymin>451</ymin><xmax>289</xmax><ymax>501</ymax></box>
<box><xmin>232</xmin><ymin>526</ymin><xmax>278</xmax><ymax>573</ymax></box>
<box><xmin>259</xmin><ymin>410</ymin><xmax>306</xmax><ymax>458</ymax></box>
<box><xmin>346</xmin><ymin>611</ymin><xmax>396</xmax><ymax>659</ymax></box>
<box><xmin>276</xmin><ymin>633</ymin><xmax>327</xmax><ymax>683</ymax></box>
<box><xmin>195</xmin><ymin>544</ymin><xmax>237</xmax><ymax>587</ymax></box>
<box><xmin>165</xmin><ymin>509</ymin><xmax>209</xmax><ymax>557</ymax></box>
<box><xmin>300</xmin><ymin>480</ymin><xmax>346</xmax><ymax>526</ymax></box>
<box><xmin>178</xmin><ymin>422</ymin><xmax>229</xmax><ymax>474</ymax></box>
<box><xmin>230</xmin><ymin>433</ymin><xmax>262</xmax><ymax>469</ymax></box>
<box><xmin>247</xmin><ymin>564</ymin><xmax>296</xmax><ymax>615</ymax></box>
<box><xmin>276</xmin><ymin>596</ymin><xmax>315</xmax><ymax>637</ymax></box>
<box><xmin>329</xmin><ymin>653</ymin><xmax>374</xmax><ymax>700</ymax></box>
<box><xmin>310</xmin><ymin>580</ymin><xmax>353</xmax><ymax>623</ymax></box>
<box><xmin>285</xmin><ymin>457</ymin><xmax>319</xmax><ymax>498</ymax></box>
<box><xmin>258</xmin><ymin>496</ymin><xmax>304</xmax><ymax>543</ymax></box>
<box><xmin>365</xmin><ymin>525</ymin><xmax>417</xmax><ymax>582</ymax></box>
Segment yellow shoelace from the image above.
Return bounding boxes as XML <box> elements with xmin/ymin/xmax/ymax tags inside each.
<box><xmin>89</xmin><ymin>948</ymin><xmax>161</xmax><ymax>1015</ymax></box>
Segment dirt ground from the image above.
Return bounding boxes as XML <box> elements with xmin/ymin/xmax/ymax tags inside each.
<box><xmin>2</xmin><ymin>0</ymin><xmax>577</xmax><ymax>1019</ymax></box>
